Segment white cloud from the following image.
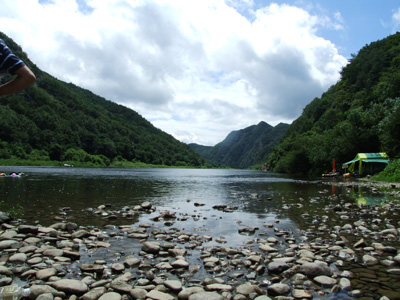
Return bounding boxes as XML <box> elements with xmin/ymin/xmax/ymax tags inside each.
<box><xmin>392</xmin><ymin>7</ymin><xmax>400</xmax><ymax>30</ymax></box>
<box><xmin>0</xmin><ymin>0</ymin><xmax>347</xmax><ymax>146</ymax></box>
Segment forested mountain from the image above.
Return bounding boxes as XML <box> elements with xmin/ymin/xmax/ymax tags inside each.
<box><xmin>0</xmin><ymin>32</ymin><xmax>206</xmax><ymax>167</ymax></box>
<box><xmin>190</xmin><ymin>122</ymin><xmax>289</xmax><ymax>168</ymax></box>
<box><xmin>267</xmin><ymin>32</ymin><xmax>400</xmax><ymax>175</ymax></box>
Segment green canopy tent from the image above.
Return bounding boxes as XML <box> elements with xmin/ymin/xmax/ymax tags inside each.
<box><xmin>342</xmin><ymin>153</ymin><xmax>390</xmax><ymax>175</ymax></box>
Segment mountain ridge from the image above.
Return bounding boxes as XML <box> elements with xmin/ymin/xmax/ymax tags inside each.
<box><xmin>267</xmin><ymin>32</ymin><xmax>400</xmax><ymax>175</ymax></box>
<box><xmin>190</xmin><ymin>121</ymin><xmax>289</xmax><ymax>168</ymax></box>
<box><xmin>0</xmin><ymin>32</ymin><xmax>207</xmax><ymax>167</ymax></box>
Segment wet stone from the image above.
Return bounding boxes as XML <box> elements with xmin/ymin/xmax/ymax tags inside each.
<box><xmin>299</xmin><ymin>262</ymin><xmax>333</xmax><ymax>278</ymax></box>
<box><xmin>8</xmin><ymin>252</ymin><xmax>27</xmax><ymax>263</ymax></box>
<box><xmin>81</xmin><ymin>287</ymin><xmax>106</xmax><ymax>300</ymax></box>
<box><xmin>80</xmin><ymin>264</ymin><xmax>105</xmax><ymax>273</ymax></box>
<box><xmin>363</xmin><ymin>254</ymin><xmax>379</xmax><ymax>266</ymax></box>
<box><xmin>205</xmin><ymin>283</ymin><xmax>234</xmax><ymax>292</ymax></box>
<box><xmin>164</xmin><ymin>279</ymin><xmax>182</xmax><ymax>292</ymax></box>
<box><xmin>267</xmin><ymin>261</ymin><xmax>290</xmax><ymax>274</ymax></box>
<box><xmin>339</xmin><ymin>277</ymin><xmax>352</xmax><ymax>290</ymax></box>
<box><xmin>51</xmin><ymin>279</ymin><xmax>88</xmax><ymax>295</ymax></box>
<box><xmin>110</xmin><ymin>280</ymin><xmax>132</xmax><ymax>293</ymax></box>
<box><xmin>267</xmin><ymin>283</ymin><xmax>291</xmax><ymax>296</ymax></box>
<box><xmin>188</xmin><ymin>291</ymin><xmax>223</xmax><ymax>300</ymax></box>
<box><xmin>98</xmin><ymin>292</ymin><xmax>121</xmax><ymax>300</ymax></box>
<box><xmin>387</xmin><ymin>269</ymin><xmax>400</xmax><ymax>275</ymax></box>
<box><xmin>313</xmin><ymin>275</ymin><xmax>337</xmax><ymax>287</ymax></box>
<box><xmin>178</xmin><ymin>287</ymin><xmax>205</xmax><ymax>299</ymax></box>
<box><xmin>0</xmin><ymin>277</ymin><xmax>12</xmax><ymax>286</ymax></box>
<box><xmin>130</xmin><ymin>288</ymin><xmax>148</xmax><ymax>299</ymax></box>
<box><xmin>142</xmin><ymin>241</ymin><xmax>160</xmax><ymax>253</ymax></box>
<box><xmin>111</xmin><ymin>263</ymin><xmax>125</xmax><ymax>273</ymax></box>
<box><xmin>292</xmin><ymin>289</ymin><xmax>313</xmax><ymax>299</ymax></box>
<box><xmin>146</xmin><ymin>289</ymin><xmax>175</xmax><ymax>300</ymax></box>
<box><xmin>36</xmin><ymin>268</ymin><xmax>58</xmax><ymax>280</ymax></box>
<box><xmin>0</xmin><ymin>240</ymin><xmax>19</xmax><ymax>249</ymax></box>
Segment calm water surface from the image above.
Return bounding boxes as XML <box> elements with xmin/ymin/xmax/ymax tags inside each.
<box><xmin>1</xmin><ymin>166</ymin><xmax>399</xmax><ymax>299</ymax></box>
<box><xmin>0</xmin><ymin>166</ymin><xmax>395</xmax><ymax>241</ymax></box>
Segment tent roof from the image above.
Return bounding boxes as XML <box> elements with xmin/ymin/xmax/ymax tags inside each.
<box><xmin>343</xmin><ymin>152</ymin><xmax>389</xmax><ymax>167</ymax></box>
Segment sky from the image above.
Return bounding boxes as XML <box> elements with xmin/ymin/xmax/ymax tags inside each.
<box><xmin>1</xmin><ymin>0</ymin><xmax>400</xmax><ymax>146</ymax></box>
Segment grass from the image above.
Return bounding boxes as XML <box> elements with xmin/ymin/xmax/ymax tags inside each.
<box><xmin>0</xmin><ymin>201</ymin><xmax>23</xmax><ymax>219</ymax></box>
<box><xmin>0</xmin><ymin>158</ymin><xmax>209</xmax><ymax>169</ymax></box>
<box><xmin>371</xmin><ymin>159</ymin><xmax>400</xmax><ymax>183</ymax></box>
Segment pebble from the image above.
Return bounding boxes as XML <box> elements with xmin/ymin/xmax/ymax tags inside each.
<box><xmin>98</xmin><ymin>292</ymin><xmax>121</xmax><ymax>300</ymax></box>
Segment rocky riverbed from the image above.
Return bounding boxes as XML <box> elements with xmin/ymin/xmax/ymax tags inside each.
<box><xmin>1</xmin><ymin>182</ymin><xmax>400</xmax><ymax>300</ymax></box>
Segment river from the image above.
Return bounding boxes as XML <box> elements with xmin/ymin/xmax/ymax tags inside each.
<box><xmin>0</xmin><ymin>167</ymin><xmax>391</xmax><ymax>229</ymax></box>
<box><xmin>0</xmin><ymin>166</ymin><xmax>399</xmax><ymax>299</ymax></box>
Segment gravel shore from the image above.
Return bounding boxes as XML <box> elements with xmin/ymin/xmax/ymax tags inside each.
<box><xmin>1</xmin><ymin>186</ymin><xmax>400</xmax><ymax>300</ymax></box>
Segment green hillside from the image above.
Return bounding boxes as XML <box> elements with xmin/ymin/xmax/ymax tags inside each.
<box><xmin>0</xmin><ymin>32</ymin><xmax>207</xmax><ymax>168</ymax></box>
<box><xmin>268</xmin><ymin>32</ymin><xmax>400</xmax><ymax>175</ymax></box>
<box><xmin>190</xmin><ymin>122</ymin><xmax>288</xmax><ymax>169</ymax></box>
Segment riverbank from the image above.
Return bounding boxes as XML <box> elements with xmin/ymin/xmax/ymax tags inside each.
<box><xmin>0</xmin><ymin>158</ymin><xmax>184</xmax><ymax>169</ymax></box>
<box><xmin>1</xmin><ymin>190</ymin><xmax>400</xmax><ymax>300</ymax></box>
<box><xmin>321</xmin><ymin>177</ymin><xmax>400</xmax><ymax>197</ymax></box>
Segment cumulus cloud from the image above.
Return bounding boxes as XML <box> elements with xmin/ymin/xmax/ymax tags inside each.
<box><xmin>392</xmin><ymin>8</ymin><xmax>400</xmax><ymax>30</ymax></box>
<box><xmin>0</xmin><ymin>0</ymin><xmax>347</xmax><ymax>146</ymax></box>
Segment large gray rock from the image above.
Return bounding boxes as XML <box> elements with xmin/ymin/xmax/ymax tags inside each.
<box><xmin>141</xmin><ymin>201</ymin><xmax>152</xmax><ymax>209</ymax></box>
<box><xmin>43</xmin><ymin>248</ymin><xmax>64</xmax><ymax>257</ymax></box>
<box><xmin>205</xmin><ymin>283</ymin><xmax>234</xmax><ymax>292</ymax></box>
<box><xmin>267</xmin><ymin>261</ymin><xmax>290</xmax><ymax>274</ymax></box>
<box><xmin>80</xmin><ymin>287</ymin><xmax>106</xmax><ymax>300</ymax></box>
<box><xmin>142</xmin><ymin>241</ymin><xmax>160</xmax><ymax>253</ymax></box>
<box><xmin>236</xmin><ymin>283</ymin><xmax>257</xmax><ymax>295</ymax></box>
<box><xmin>0</xmin><ymin>240</ymin><xmax>19</xmax><ymax>249</ymax></box>
<box><xmin>393</xmin><ymin>254</ymin><xmax>400</xmax><ymax>264</ymax></box>
<box><xmin>188</xmin><ymin>291</ymin><xmax>223</xmax><ymax>300</ymax></box>
<box><xmin>292</xmin><ymin>289</ymin><xmax>313</xmax><ymax>299</ymax></box>
<box><xmin>171</xmin><ymin>259</ymin><xmax>189</xmax><ymax>268</ymax></box>
<box><xmin>0</xmin><ymin>230</ymin><xmax>18</xmax><ymax>239</ymax></box>
<box><xmin>178</xmin><ymin>287</ymin><xmax>204</xmax><ymax>299</ymax></box>
<box><xmin>164</xmin><ymin>280</ymin><xmax>182</xmax><ymax>292</ymax></box>
<box><xmin>98</xmin><ymin>292</ymin><xmax>121</xmax><ymax>300</ymax></box>
<box><xmin>299</xmin><ymin>262</ymin><xmax>333</xmax><ymax>278</ymax></box>
<box><xmin>71</xmin><ymin>230</ymin><xmax>89</xmax><ymax>238</ymax></box>
<box><xmin>51</xmin><ymin>279</ymin><xmax>88</xmax><ymax>295</ymax></box>
<box><xmin>267</xmin><ymin>283</ymin><xmax>290</xmax><ymax>296</ymax></box>
<box><xmin>0</xmin><ymin>212</ymin><xmax>11</xmax><ymax>223</ymax></box>
<box><xmin>36</xmin><ymin>268</ymin><xmax>58</xmax><ymax>280</ymax></box>
<box><xmin>30</xmin><ymin>285</ymin><xmax>66</xmax><ymax>299</ymax></box>
<box><xmin>0</xmin><ymin>266</ymin><xmax>13</xmax><ymax>276</ymax></box>
<box><xmin>80</xmin><ymin>264</ymin><xmax>105</xmax><ymax>273</ymax></box>
<box><xmin>36</xmin><ymin>293</ymin><xmax>54</xmax><ymax>300</ymax></box>
<box><xmin>130</xmin><ymin>288</ymin><xmax>148</xmax><ymax>299</ymax></box>
<box><xmin>146</xmin><ymin>290</ymin><xmax>175</xmax><ymax>300</ymax></box>
<box><xmin>110</xmin><ymin>280</ymin><xmax>132</xmax><ymax>293</ymax></box>
<box><xmin>313</xmin><ymin>275</ymin><xmax>337</xmax><ymax>287</ymax></box>
<box><xmin>259</xmin><ymin>244</ymin><xmax>278</xmax><ymax>252</ymax></box>
<box><xmin>8</xmin><ymin>253</ymin><xmax>27</xmax><ymax>263</ymax></box>
<box><xmin>124</xmin><ymin>257</ymin><xmax>141</xmax><ymax>267</ymax></box>
<box><xmin>339</xmin><ymin>278</ymin><xmax>352</xmax><ymax>291</ymax></box>
<box><xmin>363</xmin><ymin>254</ymin><xmax>379</xmax><ymax>266</ymax></box>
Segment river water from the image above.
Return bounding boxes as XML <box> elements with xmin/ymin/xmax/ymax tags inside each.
<box><xmin>0</xmin><ymin>166</ymin><xmax>399</xmax><ymax>299</ymax></box>
<box><xmin>0</xmin><ymin>166</ymin><xmax>388</xmax><ymax>228</ymax></box>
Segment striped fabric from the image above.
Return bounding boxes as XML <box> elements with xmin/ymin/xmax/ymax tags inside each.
<box><xmin>0</xmin><ymin>38</ymin><xmax>25</xmax><ymax>74</ymax></box>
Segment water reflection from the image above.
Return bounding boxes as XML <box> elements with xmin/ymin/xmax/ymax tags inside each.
<box><xmin>0</xmin><ymin>166</ymin><xmax>394</xmax><ymax>229</ymax></box>
<box><xmin>0</xmin><ymin>172</ymin><xmax>389</xmax><ymax>225</ymax></box>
